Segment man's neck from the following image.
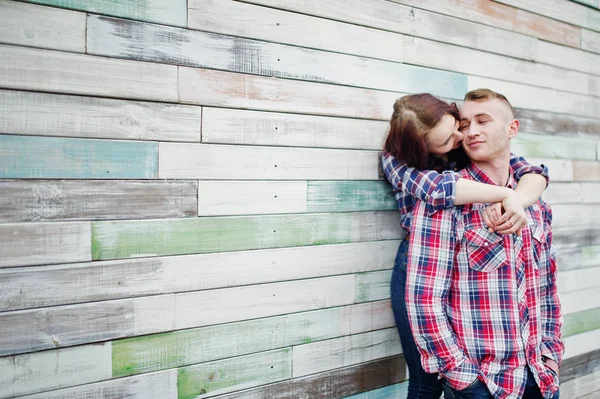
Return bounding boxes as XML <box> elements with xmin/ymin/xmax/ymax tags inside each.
<box><xmin>472</xmin><ymin>153</ymin><xmax>511</xmax><ymax>187</ymax></box>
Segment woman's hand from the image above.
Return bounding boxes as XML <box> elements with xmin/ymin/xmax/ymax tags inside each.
<box><xmin>482</xmin><ymin>193</ymin><xmax>527</xmax><ymax>236</ymax></box>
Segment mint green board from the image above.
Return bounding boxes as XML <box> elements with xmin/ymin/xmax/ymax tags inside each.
<box><xmin>307</xmin><ymin>181</ymin><xmax>396</xmax><ymax>212</ymax></box>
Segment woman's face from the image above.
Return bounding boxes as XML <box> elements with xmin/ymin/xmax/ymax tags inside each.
<box><xmin>425</xmin><ymin>114</ymin><xmax>464</xmax><ymax>155</ymax></box>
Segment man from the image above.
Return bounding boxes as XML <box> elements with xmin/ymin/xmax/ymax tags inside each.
<box><xmin>405</xmin><ymin>89</ymin><xmax>563</xmax><ymax>399</ymax></box>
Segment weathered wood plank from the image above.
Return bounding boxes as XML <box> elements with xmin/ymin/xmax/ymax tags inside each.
<box><xmin>535</xmin><ymin>39</ymin><xmax>600</xmax><ymax>77</ymax></box>
<box><xmin>583</xmin><ymin>27</ymin><xmax>600</xmax><ymax>53</ymax></box>
<box><xmin>0</xmin><ymin>0</ymin><xmax>85</xmax><ymax>52</ymax></box>
<box><xmin>573</xmin><ymin>160</ymin><xmax>600</xmax><ymax>181</ymax></box>
<box><xmin>202</xmin><ymin>107</ymin><xmax>388</xmax><ymax>150</ymax></box>
<box><xmin>543</xmin><ymin>183</ymin><xmax>600</xmax><ymax>204</ymax></box>
<box><xmin>306</xmin><ymin>181</ymin><xmax>397</xmax><ymax>213</ymax></box>
<box><xmin>92</xmin><ymin>211</ymin><xmax>402</xmax><ymax>260</ymax></box>
<box><xmin>564</xmin><ymin>328</ymin><xmax>600</xmax><ymax>362</ymax></box>
<box><xmin>187</xmin><ymin>0</ymin><xmax>403</xmax><ymax>63</ymax></box>
<box><xmin>512</xmin><ymin>134</ymin><xmax>597</xmax><ymax>160</ymax></box>
<box><xmin>17</xmin><ymin>370</ymin><xmax>178</xmax><ymax>399</ymax></box>
<box><xmin>178</xmin><ymin>349</ymin><xmax>291</xmax><ymax>399</ymax></box>
<box><xmin>561</xmin><ymin>368</ymin><xmax>600</xmax><ymax>398</ymax></box>
<box><xmin>558</xmin><ymin>266</ymin><xmax>600</xmax><ymax>294</ymax></box>
<box><xmin>237</xmin><ymin>0</ymin><xmax>537</xmax><ymax>61</ymax></box>
<box><xmin>87</xmin><ymin>15</ymin><xmax>467</xmax><ymax>100</ymax></box>
<box><xmin>356</xmin><ymin>270</ymin><xmax>393</xmax><ymax>303</ymax></box>
<box><xmin>0</xmin><ymin>180</ymin><xmax>197</xmax><ymax>222</ymax></box>
<box><xmin>552</xmin><ymin>204</ymin><xmax>600</xmax><ymax>227</ymax></box>
<box><xmin>0</xmin><ymin>222</ymin><xmax>91</xmax><ymax>267</ymax></box>
<box><xmin>0</xmin><ymin>44</ymin><xmax>178</xmax><ymax>102</ymax></box>
<box><xmin>159</xmin><ymin>143</ymin><xmax>380</xmax><ymax>180</ymax></box>
<box><xmin>561</xmin><ymin>287</ymin><xmax>600</xmax><ymax>315</ymax></box>
<box><xmin>0</xmin><ymin>90</ymin><xmax>201</xmax><ymax>141</ymax></box>
<box><xmin>561</xmin><ymin>348</ymin><xmax>600</xmax><ymax>383</ymax></box>
<box><xmin>0</xmin><ymin>135</ymin><xmax>157</xmax><ymax>179</ymax></box>
<box><xmin>1</xmin><ymin>241</ymin><xmax>398</xmax><ymax>312</ymax></box>
<box><xmin>494</xmin><ymin>0</ymin><xmax>600</xmax><ymax>32</ymax></box>
<box><xmin>293</xmin><ymin>328</ymin><xmax>401</xmax><ymax>377</ymax></box>
<box><xmin>22</xmin><ymin>0</ymin><xmax>187</xmax><ymax>27</ymax></box>
<box><xmin>0</xmin><ymin>343</ymin><xmax>112</xmax><ymax>398</ymax></box>
<box><xmin>211</xmin><ymin>356</ymin><xmax>406</xmax><ymax>399</ymax></box>
<box><xmin>112</xmin><ymin>301</ymin><xmax>394</xmax><ymax>377</ymax></box>
<box><xmin>570</xmin><ymin>0</ymin><xmax>600</xmax><ymax>9</ymax></box>
<box><xmin>515</xmin><ymin>108</ymin><xmax>600</xmax><ymax>138</ymax></box>
<box><xmin>178</xmin><ymin>67</ymin><xmax>398</xmax><ymax>120</ymax></box>
<box><xmin>388</xmin><ymin>0</ymin><xmax>581</xmax><ymax>47</ymax></box>
<box><xmin>563</xmin><ymin>307</ymin><xmax>600</xmax><ymax>337</ymax></box>
<box><xmin>343</xmin><ymin>382</ymin><xmax>407</xmax><ymax>399</ymax></box>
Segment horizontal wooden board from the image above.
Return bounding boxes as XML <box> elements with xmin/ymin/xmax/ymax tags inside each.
<box><xmin>0</xmin><ymin>0</ymin><xmax>85</xmax><ymax>52</ymax></box>
<box><xmin>88</xmin><ymin>15</ymin><xmax>467</xmax><ymax>100</ymax></box>
<box><xmin>570</xmin><ymin>0</ymin><xmax>600</xmax><ymax>9</ymax></box>
<box><xmin>212</xmin><ymin>356</ymin><xmax>406</xmax><ymax>399</ymax></box>
<box><xmin>187</xmin><ymin>0</ymin><xmax>404</xmax><ymax>63</ymax></box>
<box><xmin>583</xmin><ymin>27</ymin><xmax>600</xmax><ymax>53</ymax></box>
<box><xmin>92</xmin><ymin>211</ymin><xmax>402</xmax><ymax>260</ymax></box>
<box><xmin>552</xmin><ymin>204</ymin><xmax>600</xmax><ymax>227</ymax></box>
<box><xmin>562</xmin><ymin>348</ymin><xmax>600</xmax><ymax>384</ymax></box>
<box><xmin>112</xmin><ymin>301</ymin><xmax>394</xmax><ymax>377</ymax></box>
<box><xmin>561</xmin><ymin>368</ymin><xmax>600</xmax><ymax>398</ymax></box>
<box><xmin>535</xmin><ymin>39</ymin><xmax>600</xmax><ymax>77</ymax></box>
<box><xmin>306</xmin><ymin>181</ymin><xmax>396</xmax><ymax>213</ymax></box>
<box><xmin>178</xmin><ymin>349</ymin><xmax>291</xmax><ymax>399</ymax></box>
<box><xmin>561</xmin><ymin>287</ymin><xmax>600</xmax><ymax>315</ymax></box>
<box><xmin>0</xmin><ymin>241</ymin><xmax>398</xmax><ymax>312</ymax></box>
<box><xmin>564</xmin><ymin>328</ymin><xmax>600</xmax><ymax>360</ymax></box>
<box><xmin>543</xmin><ymin>183</ymin><xmax>600</xmax><ymax>204</ymax></box>
<box><xmin>292</xmin><ymin>328</ymin><xmax>401</xmax><ymax>377</ymax></box>
<box><xmin>516</xmin><ymin>108</ymin><xmax>600</xmax><ymax>138</ymax></box>
<box><xmin>511</xmin><ymin>134</ymin><xmax>596</xmax><ymax>160</ymax></box>
<box><xmin>356</xmin><ymin>270</ymin><xmax>393</xmax><ymax>303</ymax></box>
<box><xmin>22</xmin><ymin>0</ymin><xmax>187</xmax><ymax>27</ymax></box>
<box><xmin>563</xmin><ymin>307</ymin><xmax>600</xmax><ymax>337</ymax></box>
<box><xmin>202</xmin><ymin>107</ymin><xmax>388</xmax><ymax>150</ymax></box>
<box><xmin>18</xmin><ymin>370</ymin><xmax>177</xmax><ymax>399</ymax></box>
<box><xmin>0</xmin><ymin>180</ymin><xmax>197</xmax><ymax>222</ymax></box>
<box><xmin>558</xmin><ymin>266</ymin><xmax>600</xmax><ymax>294</ymax></box>
<box><xmin>343</xmin><ymin>382</ymin><xmax>407</xmax><ymax>399</ymax></box>
<box><xmin>0</xmin><ymin>135</ymin><xmax>157</xmax><ymax>179</ymax></box>
<box><xmin>0</xmin><ymin>90</ymin><xmax>201</xmax><ymax>141</ymax></box>
<box><xmin>0</xmin><ymin>221</ymin><xmax>91</xmax><ymax>268</ymax></box>
<box><xmin>573</xmin><ymin>160</ymin><xmax>600</xmax><ymax>181</ymax></box>
<box><xmin>238</xmin><ymin>0</ymin><xmax>537</xmax><ymax>61</ymax></box>
<box><xmin>0</xmin><ymin>44</ymin><xmax>178</xmax><ymax>102</ymax></box>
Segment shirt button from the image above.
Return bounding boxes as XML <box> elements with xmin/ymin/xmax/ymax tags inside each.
<box><xmin>484</xmin><ymin>242</ymin><xmax>489</xmax><ymax>247</ymax></box>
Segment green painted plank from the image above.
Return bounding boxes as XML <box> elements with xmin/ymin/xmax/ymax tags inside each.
<box><xmin>24</xmin><ymin>0</ymin><xmax>186</xmax><ymax>27</ymax></box>
<box><xmin>343</xmin><ymin>382</ymin><xmax>408</xmax><ymax>399</ymax></box>
<box><xmin>92</xmin><ymin>211</ymin><xmax>401</xmax><ymax>260</ymax></box>
<box><xmin>563</xmin><ymin>307</ymin><xmax>600</xmax><ymax>337</ymax></box>
<box><xmin>307</xmin><ymin>181</ymin><xmax>396</xmax><ymax>213</ymax></box>
<box><xmin>0</xmin><ymin>135</ymin><xmax>157</xmax><ymax>179</ymax></box>
<box><xmin>582</xmin><ymin>245</ymin><xmax>600</xmax><ymax>268</ymax></box>
<box><xmin>356</xmin><ymin>270</ymin><xmax>393</xmax><ymax>303</ymax></box>
<box><xmin>511</xmin><ymin>134</ymin><xmax>597</xmax><ymax>161</ymax></box>
<box><xmin>177</xmin><ymin>349</ymin><xmax>291</xmax><ymax>399</ymax></box>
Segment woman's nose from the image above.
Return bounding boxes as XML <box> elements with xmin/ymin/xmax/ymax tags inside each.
<box><xmin>455</xmin><ymin>130</ymin><xmax>465</xmax><ymax>141</ymax></box>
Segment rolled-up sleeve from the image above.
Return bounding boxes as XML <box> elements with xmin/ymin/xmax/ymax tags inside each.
<box><xmin>510</xmin><ymin>153</ymin><xmax>550</xmax><ymax>186</ymax></box>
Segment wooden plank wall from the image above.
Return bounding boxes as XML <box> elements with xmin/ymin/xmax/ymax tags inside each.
<box><xmin>0</xmin><ymin>0</ymin><xmax>599</xmax><ymax>397</ymax></box>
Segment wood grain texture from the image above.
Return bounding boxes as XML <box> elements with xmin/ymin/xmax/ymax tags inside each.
<box><xmin>561</xmin><ymin>368</ymin><xmax>600</xmax><ymax>398</ymax></box>
<box><xmin>582</xmin><ymin>27</ymin><xmax>600</xmax><ymax>53</ymax></box>
<box><xmin>552</xmin><ymin>204</ymin><xmax>600</xmax><ymax>228</ymax></box>
<box><xmin>570</xmin><ymin>0</ymin><xmax>600</xmax><ymax>9</ymax></box>
<box><xmin>563</xmin><ymin>308</ymin><xmax>600</xmax><ymax>337</ymax></box>
<box><xmin>535</xmin><ymin>39</ymin><xmax>600</xmax><ymax>77</ymax></box>
<box><xmin>558</xmin><ymin>266</ymin><xmax>600</xmax><ymax>294</ymax></box>
<box><xmin>0</xmin><ymin>135</ymin><xmax>158</xmax><ymax>179</ymax></box>
<box><xmin>0</xmin><ymin>44</ymin><xmax>178</xmax><ymax>102</ymax></box>
<box><xmin>187</xmin><ymin>0</ymin><xmax>404</xmax><ymax>63</ymax></box>
<box><xmin>22</xmin><ymin>0</ymin><xmax>187</xmax><ymax>27</ymax></box>
<box><xmin>0</xmin><ymin>0</ymin><xmax>85</xmax><ymax>52</ymax></box>
<box><xmin>112</xmin><ymin>301</ymin><xmax>394</xmax><ymax>377</ymax></box>
<box><xmin>343</xmin><ymin>382</ymin><xmax>407</xmax><ymax>399</ymax></box>
<box><xmin>177</xmin><ymin>349</ymin><xmax>291</xmax><ymax>399</ymax></box>
<box><xmin>561</xmin><ymin>348</ymin><xmax>600</xmax><ymax>383</ymax></box>
<box><xmin>178</xmin><ymin>67</ymin><xmax>399</xmax><ymax>120</ymax></box>
<box><xmin>563</xmin><ymin>328</ymin><xmax>600</xmax><ymax>360</ymax></box>
<box><xmin>159</xmin><ymin>143</ymin><xmax>380</xmax><ymax>180</ymax></box>
<box><xmin>0</xmin><ymin>180</ymin><xmax>197</xmax><ymax>222</ymax></box>
<box><xmin>0</xmin><ymin>221</ymin><xmax>91</xmax><ymax>267</ymax></box>
<box><xmin>515</xmin><ymin>108</ymin><xmax>600</xmax><ymax>138</ymax></box>
<box><xmin>573</xmin><ymin>160</ymin><xmax>600</xmax><ymax>181</ymax></box>
<box><xmin>88</xmin><ymin>15</ymin><xmax>467</xmax><ymax>100</ymax></box>
<box><xmin>239</xmin><ymin>0</ymin><xmax>537</xmax><ymax>61</ymax></box>
<box><xmin>543</xmin><ymin>182</ymin><xmax>600</xmax><ymax>204</ymax></box>
<box><xmin>211</xmin><ymin>356</ymin><xmax>406</xmax><ymax>399</ymax></box>
<box><xmin>92</xmin><ymin>211</ymin><xmax>402</xmax><ymax>260</ymax></box>
<box><xmin>0</xmin><ymin>90</ymin><xmax>201</xmax><ymax>141</ymax></box>
<box><xmin>562</xmin><ymin>287</ymin><xmax>600</xmax><ymax>315</ymax></box>
<box><xmin>511</xmin><ymin>134</ymin><xmax>597</xmax><ymax>160</ymax></box>
<box><xmin>202</xmin><ymin>107</ymin><xmax>388</xmax><ymax>150</ymax></box>
<box><xmin>356</xmin><ymin>270</ymin><xmax>393</xmax><ymax>303</ymax></box>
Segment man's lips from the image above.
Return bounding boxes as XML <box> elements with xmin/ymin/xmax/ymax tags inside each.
<box><xmin>466</xmin><ymin>140</ymin><xmax>484</xmax><ymax>148</ymax></box>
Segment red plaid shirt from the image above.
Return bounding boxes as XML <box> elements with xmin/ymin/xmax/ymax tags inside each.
<box><xmin>406</xmin><ymin>163</ymin><xmax>563</xmax><ymax>399</ymax></box>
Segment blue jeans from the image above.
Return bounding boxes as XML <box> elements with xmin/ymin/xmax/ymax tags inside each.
<box><xmin>391</xmin><ymin>238</ymin><xmax>444</xmax><ymax>399</ymax></box>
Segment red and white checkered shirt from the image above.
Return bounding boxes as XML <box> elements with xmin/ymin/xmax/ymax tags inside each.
<box><xmin>406</xmin><ymin>163</ymin><xmax>563</xmax><ymax>399</ymax></box>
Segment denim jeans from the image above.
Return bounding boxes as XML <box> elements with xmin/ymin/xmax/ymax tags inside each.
<box><xmin>391</xmin><ymin>238</ymin><xmax>444</xmax><ymax>399</ymax></box>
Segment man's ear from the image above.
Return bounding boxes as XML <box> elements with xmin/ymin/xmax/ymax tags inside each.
<box><xmin>507</xmin><ymin>119</ymin><xmax>519</xmax><ymax>139</ymax></box>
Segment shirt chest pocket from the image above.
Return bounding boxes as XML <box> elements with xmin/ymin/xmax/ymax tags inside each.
<box><xmin>464</xmin><ymin>228</ymin><xmax>507</xmax><ymax>273</ymax></box>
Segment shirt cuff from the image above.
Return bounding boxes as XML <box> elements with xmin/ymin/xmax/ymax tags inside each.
<box><xmin>443</xmin><ymin>356</ymin><xmax>479</xmax><ymax>391</ymax></box>
<box><xmin>541</xmin><ymin>340</ymin><xmax>564</xmax><ymax>365</ymax></box>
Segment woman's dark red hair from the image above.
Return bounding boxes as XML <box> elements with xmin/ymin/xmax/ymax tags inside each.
<box><xmin>383</xmin><ymin>94</ymin><xmax>460</xmax><ymax>169</ymax></box>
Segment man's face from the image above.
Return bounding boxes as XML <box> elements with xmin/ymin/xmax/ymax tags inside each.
<box><xmin>458</xmin><ymin>99</ymin><xmax>515</xmax><ymax>162</ymax></box>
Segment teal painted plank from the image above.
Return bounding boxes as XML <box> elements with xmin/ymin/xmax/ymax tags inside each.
<box><xmin>177</xmin><ymin>349</ymin><xmax>291</xmax><ymax>399</ymax></box>
<box><xmin>0</xmin><ymin>135</ymin><xmax>157</xmax><ymax>178</ymax></box>
<box><xmin>563</xmin><ymin>307</ymin><xmax>600</xmax><ymax>337</ymax></box>
<box><xmin>92</xmin><ymin>211</ymin><xmax>402</xmax><ymax>260</ymax></box>
<box><xmin>307</xmin><ymin>181</ymin><xmax>396</xmax><ymax>212</ymax></box>
<box><xmin>24</xmin><ymin>0</ymin><xmax>186</xmax><ymax>27</ymax></box>
<box><xmin>343</xmin><ymin>382</ymin><xmax>408</xmax><ymax>399</ymax></box>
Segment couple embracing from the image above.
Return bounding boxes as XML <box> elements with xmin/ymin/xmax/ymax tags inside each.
<box><xmin>382</xmin><ymin>89</ymin><xmax>563</xmax><ymax>399</ymax></box>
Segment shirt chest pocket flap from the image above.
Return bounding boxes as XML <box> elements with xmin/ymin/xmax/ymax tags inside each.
<box><xmin>464</xmin><ymin>228</ymin><xmax>507</xmax><ymax>273</ymax></box>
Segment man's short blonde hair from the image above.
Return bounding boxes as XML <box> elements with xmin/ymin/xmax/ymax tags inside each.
<box><xmin>464</xmin><ymin>88</ymin><xmax>514</xmax><ymax>118</ymax></box>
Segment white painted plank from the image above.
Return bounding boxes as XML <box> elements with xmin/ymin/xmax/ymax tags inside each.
<box><xmin>563</xmin><ymin>328</ymin><xmax>600</xmax><ymax>360</ymax></box>
<box><xmin>17</xmin><ymin>370</ymin><xmax>178</xmax><ymax>399</ymax></box>
<box><xmin>561</xmin><ymin>368</ymin><xmax>600</xmax><ymax>398</ymax></box>
<box><xmin>552</xmin><ymin>204</ymin><xmax>600</xmax><ymax>227</ymax></box>
<box><xmin>582</xmin><ymin>28</ymin><xmax>600</xmax><ymax>53</ymax></box>
<box><xmin>292</xmin><ymin>328</ymin><xmax>402</xmax><ymax>377</ymax></box>
<box><xmin>0</xmin><ymin>90</ymin><xmax>201</xmax><ymax>141</ymax></box>
<box><xmin>0</xmin><ymin>222</ymin><xmax>91</xmax><ymax>267</ymax></box>
<box><xmin>174</xmin><ymin>275</ymin><xmax>357</xmax><ymax>330</ymax></box>
<box><xmin>0</xmin><ymin>0</ymin><xmax>85</xmax><ymax>52</ymax></box>
<box><xmin>159</xmin><ymin>143</ymin><xmax>380</xmax><ymax>180</ymax></box>
<box><xmin>202</xmin><ymin>107</ymin><xmax>388</xmax><ymax>150</ymax></box>
<box><xmin>543</xmin><ymin>182</ymin><xmax>600</xmax><ymax>204</ymax></box>
<box><xmin>0</xmin><ymin>343</ymin><xmax>112</xmax><ymax>398</ymax></box>
<box><xmin>561</xmin><ymin>287</ymin><xmax>600</xmax><ymax>315</ymax></box>
<box><xmin>558</xmin><ymin>266</ymin><xmax>600</xmax><ymax>294</ymax></box>
<box><xmin>0</xmin><ymin>44</ymin><xmax>178</xmax><ymax>102</ymax></box>
<box><xmin>239</xmin><ymin>0</ymin><xmax>538</xmax><ymax>61</ymax></box>
<box><xmin>528</xmin><ymin>158</ymin><xmax>574</xmax><ymax>182</ymax></box>
<box><xmin>178</xmin><ymin>67</ymin><xmax>398</xmax><ymax>120</ymax></box>
<box><xmin>0</xmin><ymin>241</ymin><xmax>399</xmax><ymax>311</ymax></box>
<box><xmin>535</xmin><ymin>39</ymin><xmax>600</xmax><ymax>77</ymax></box>
<box><xmin>355</xmin><ymin>270</ymin><xmax>393</xmax><ymax>303</ymax></box>
<box><xmin>198</xmin><ymin>181</ymin><xmax>308</xmax><ymax>216</ymax></box>
<box><xmin>187</xmin><ymin>0</ymin><xmax>403</xmax><ymax>63</ymax></box>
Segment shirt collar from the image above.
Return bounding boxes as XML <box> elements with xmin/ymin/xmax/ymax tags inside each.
<box><xmin>463</xmin><ymin>162</ymin><xmax>516</xmax><ymax>189</ymax></box>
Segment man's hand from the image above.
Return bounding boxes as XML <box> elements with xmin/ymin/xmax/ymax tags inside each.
<box><xmin>544</xmin><ymin>358</ymin><xmax>560</xmax><ymax>376</ymax></box>
<box><xmin>482</xmin><ymin>193</ymin><xmax>527</xmax><ymax>236</ymax></box>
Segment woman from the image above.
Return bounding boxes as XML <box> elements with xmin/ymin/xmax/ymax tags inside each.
<box><xmin>382</xmin><ymin>94</ymin><xmax>548</xmax><ymax>399</ymax></box>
